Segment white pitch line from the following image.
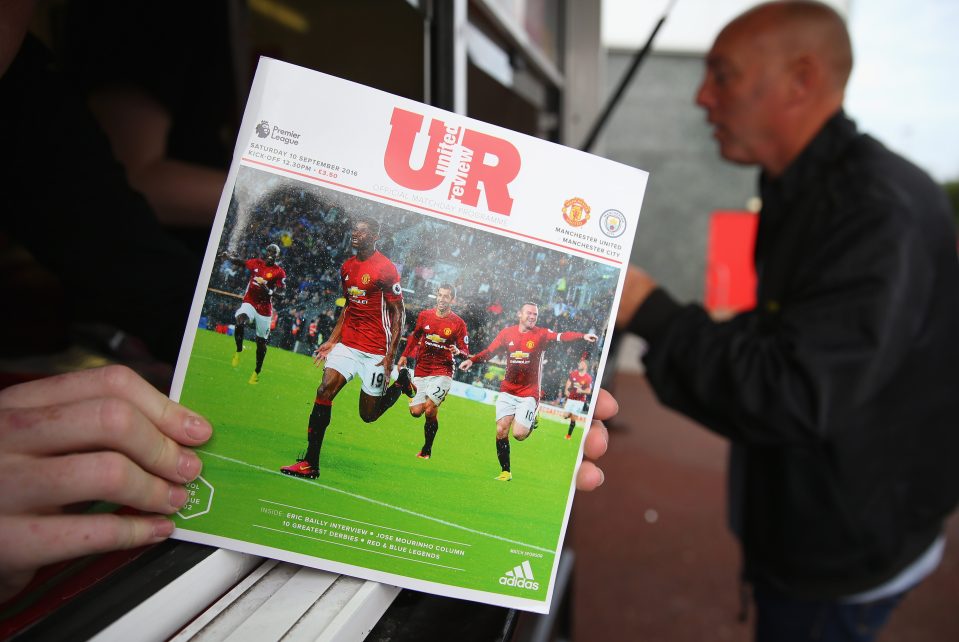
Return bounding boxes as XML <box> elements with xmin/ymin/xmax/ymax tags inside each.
<box><xmin>258</xmin><ymin>498</ymin><xmax>471</xmax><ymax>548</ymax></box>
<box><xmin>199</xmin><ymin>449</ymin><xmax>554</xmax><ymax>554</ymax></box>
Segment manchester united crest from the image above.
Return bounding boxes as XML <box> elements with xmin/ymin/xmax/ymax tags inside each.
<box><xmin>562</xmin><ymin>197</ymin><xmax>591</xmax><ymax>227</ymax></box>
<box><xmin>526</xmin><ymin>340</ymin><xmax>535</xmax><ymax>349</ymax></box>
<box><xmin>361</xmin><ymin>273</ymin><xmax>371</xmax><ymax>285</ymax></box>
<box><xmin>444</xmin><ymin>327</ymin><xmax>452</xmax><ymax>336</ymax></box>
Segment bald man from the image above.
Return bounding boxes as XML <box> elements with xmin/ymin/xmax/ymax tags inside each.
<box><xmin>617</xmin><ymin>2</ymin><xmax>959</xmax><ymax>640</ymax></box>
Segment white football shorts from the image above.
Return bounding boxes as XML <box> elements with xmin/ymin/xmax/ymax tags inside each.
<box><xmin>235</xmin><ymin>302</ymin><xmax>271</xmax><ymax>339</ymax></box>
<box><xmin>411</xmin><ymin>375</ymin><xmax>453</xmax><ymax>407</ymax></box>
<box><xmin>323</xmin><ymin>343</ymin><xmax>388</xmax><ymax>396</ymax></box>
<box><xmin>495</xmin><ymin>392</ymin><xmax>539</xmax><ymax>428</ymax></box>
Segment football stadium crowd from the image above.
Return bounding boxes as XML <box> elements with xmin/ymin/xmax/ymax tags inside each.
<box><xmin>203</xmin><ymin>175</ymin><xmax>615</xmax><ymax>401</ymax></box>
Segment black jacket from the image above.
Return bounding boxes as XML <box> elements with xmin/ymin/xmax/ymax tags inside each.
<box><xmin>629</xmin><ymin>111</ymin><xmax>959</xmax><ymax>598</ymax></box>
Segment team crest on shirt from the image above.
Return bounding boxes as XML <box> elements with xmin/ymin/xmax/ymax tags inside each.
<box><xmin>361</xmin><ymin>274</ymin><xmax>371</xmax><ymax>285</ymax></box>
<box><xmin>444</xmin><ymin>327</ymin><xmax>452</xmax><ymax>336</ymax></box>
<box><xmin>562</xmin><ymin>197</ymin><xmax>591</xmax><ymax>227</ymax></box>
<box><xmin>526</xmin><ymin>340</ymin><xmax>535</xmax><ymax>349</ymax></box>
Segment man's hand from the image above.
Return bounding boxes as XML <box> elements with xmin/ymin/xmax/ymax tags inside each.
<box><xmin>616</xmin><ymin>265</ymin><xmax>658</xmax><ymax>329</ymax></box>
<box><xmin>0</xmin><ymin>366</ymin><xmax>212</xmax><ymax>602</ymax></box>
<box><xmin>313</xmin><ymin>341</ymin><xmax>335</xmax><ymax>365</ymax></box>
<box><xmin>584</xmin><ymin>333</ymin><xmax>598</xmax><ymax>343</ymax></box>
<box><xmin>377</xmin><ymin>356</ymin><xmax>394</xmax><ymax>388</ymax></box>
<box><xmin>576</xmin><ymin>388</ymin><xmax>616</xmax><ymax>491</ymax></box>
<box><xmin>458</xmin><ymin>359</ymin><xmax>474</xmax><ymax>371</ymax></box>
<box><xmin>396</xmin><ymin>356</ymin><xmax>408</xmax><ymax>369</ymax></box>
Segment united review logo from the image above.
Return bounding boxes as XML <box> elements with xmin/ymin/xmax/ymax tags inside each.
<box><xmin>499</xmin><ymin>560</ymin><xmax>540</xmax><ymax>590</ymax></box>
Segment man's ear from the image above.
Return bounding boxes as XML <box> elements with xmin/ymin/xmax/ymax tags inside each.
<box><xmin>786</xmin><ymin>54</ymin><xmax>818</xmax><ymax>104</ymax></box>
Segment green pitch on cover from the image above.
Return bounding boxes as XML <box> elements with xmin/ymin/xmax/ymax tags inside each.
<box><xmin>175</xmin><ymin>330</ymin><xmax>583</xmax><ymax>598</ymax></box>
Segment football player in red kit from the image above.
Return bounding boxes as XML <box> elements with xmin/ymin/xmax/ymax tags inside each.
<box><xmin>395</xmin><ymin>283</ymin><xmax>469</xmax><ymax>459</ymax></box>
<box><xmin>459</xmin><ymin>302</ymin><xmax>597</xmax><ymax>481</ymax></box>
<box><xmin>220</xmin><ymin>243</ymin><xmax>286</xmax><ymax>384</ymax></box>
<box><xmin>563</xmin><ymin>358</ymin><xmax>593</xmax><ymax>440</ymax></box>
<box><xmin>281</xmin><ymin>218</ymin><xmax>407</xmax><ymax>479</ymax></box>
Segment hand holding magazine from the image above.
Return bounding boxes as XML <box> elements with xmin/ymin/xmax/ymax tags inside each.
<box><xmin>171</xmin><ymin>57</ymin><xmax>647</xmax><ymax>613</ymax></box>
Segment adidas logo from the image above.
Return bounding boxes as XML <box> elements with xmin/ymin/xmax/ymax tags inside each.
<box><xmin>498</xmin><ymin>560</ymin><xmax>540</xmax><ymax>590</ymax></box>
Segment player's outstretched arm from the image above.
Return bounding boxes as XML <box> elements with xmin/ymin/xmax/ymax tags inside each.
<box><xmin>458</xmin><ymin>359</ymin><xmax>474</xmax><ymax>371</ymax></box>
<box><xmin>583</xmin><ymin>333</ymin><xmax>599</xmax><ymax>343</ymax></box>
<box><xmin>0</xmin><ymin>366</ymin><xmax>212</xmax><ymax>601</ymax></box>
<box><xmin>576</xmin><ymin>388</ymin><xmax>615</xmax><ymax>491</ymax></box>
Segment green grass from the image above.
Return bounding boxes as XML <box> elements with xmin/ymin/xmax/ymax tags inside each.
<box><xmin>175</xmin><ymin>329</ymin><xmax>585</xmax><ymax>600</ymax></box>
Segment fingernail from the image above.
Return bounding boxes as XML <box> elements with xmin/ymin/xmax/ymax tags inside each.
<box><xmin>597</xmin><ymin>469</ymin><xmax>606</xmax><ymax>487</ymax></box>
<box><xmin>177</xmin><ymin>451</ymin><xmax>201</xmax><ymax>481</ymax></box>
<box><xmin>184</xmin><ymin>415</ymin><xmax>212</xmax><ymax>441</ymax></box>
<box><xmin>153</xmin><ymin>518</ymin><xmax>175</xmax><ymax>538</ymax></box>
<box><xmin>169</xmin><ymin>485</ymin><xmax>189</xmax><ymax>509</ymax></box>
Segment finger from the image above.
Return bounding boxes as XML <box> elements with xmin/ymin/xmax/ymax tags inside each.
<box><xmin>576</xmin><ymin>461</ymin><xmax>605</xmax><ymax>491</ymax></box>
<box><xmin>583</xmin><ymin>420</ymin><xmax>609</xmax><ymax>461</ymax></box>
<box><xmin>592</xmin><ymin>388</ymin><xmax>619</xmax><ymax>421</ymax></box>
<box><xmin>0</xmin><ymin>513</ymin><xmax>174</xmax><ymax>601</ymax></box>
<box><xmin>0</xmin><ymin>366</ymin><xmax>212</xmax><ymax>447</ymax></box>
<box><xmin>0</xmin><ymin>452</ymin><xmax>190</xmax><ymax>515</ymax></box>
<box><xmin>0</xmin><ymin>399</ymin><xmax>202</xmax><ymax>484</ymax></box>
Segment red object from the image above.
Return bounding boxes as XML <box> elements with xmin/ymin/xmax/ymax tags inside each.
<box><xmin>705</xmin><ymin>211</ymin><xmax>759</xmax><ymax>314</ymax></box>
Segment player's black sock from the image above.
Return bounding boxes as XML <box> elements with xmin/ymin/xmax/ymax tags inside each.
<box><xmin>377</xmin><ymin>382</ymin><xmax>404</xmax><ymax>414</ymax></box>
<box><xmin>234</xmin><ymin>325</ymin><xmax>245</xmax><ymax>352</ymax></box>
<box><xmin>496</xmin><ymin>437</ymin><xmax>510</xmax><ymax>472</ymax></box>
<box><xmin>305</xmin><ymin>400</ymin><xmax>332</xmax><ymax>468</ymax></box>
<box><xmin>255</xmin><ymin>339</ymin><xmax>267</xmax><ymax>373</ymax></box>
<box><xmin>567</xmin><ymin>419</ymin><xmax>576</xmax><ymax>437</ymax></box>
<box><xmin>422</xmin><ymin>417</ymin><xmax>439</xmax><ymax>454</ymax></box>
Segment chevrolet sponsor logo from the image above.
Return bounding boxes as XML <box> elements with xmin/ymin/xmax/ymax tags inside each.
<box><xmin>347</xmin><ymin>286</ymin><xmax>367</xmax><ymax>297</ymax></box>
<box><xmin>509</xmin><ymin>351</ymin><xmax>530</xmax><ymax>359</ymax></box>
<box><xmin>425</xmin><ymin>333</ymin><xmax>446</xmax><ymax>343</ymax></box>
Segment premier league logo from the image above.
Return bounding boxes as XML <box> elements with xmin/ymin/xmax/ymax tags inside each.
<box><xmin>256</xmin><ymin>120</ymin><xmax>271</xmax><ymax>138</ymax></box>
<box><xmin>599</xmin><ymin>209</ymin><xmax>627</xmax><ymax>238</ymax></box>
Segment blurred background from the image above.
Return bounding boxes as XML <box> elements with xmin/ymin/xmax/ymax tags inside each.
<box><xmin>5</xmin><ymin>0</ymin><xmax>957</xmax><ymax>639</ymax></box>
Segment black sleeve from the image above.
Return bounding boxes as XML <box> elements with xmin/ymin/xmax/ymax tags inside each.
<box><xmin>629</xmin><ymin>204</ymin><xmax>936</xmax><ymax>446</ymax></box>
<box><xmin>0</xmin><ymin>36</ymin><xmax>201</xmax><ymax>363</ymax></box>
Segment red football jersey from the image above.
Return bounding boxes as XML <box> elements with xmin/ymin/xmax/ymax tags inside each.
<box><xmin>566</xmin><ymin>370</ymin><xmax>593</xmax><ymax>401</ymax></box>
<box><xmin>402</xmin><ymin>309</ymin><xmax>469</xmax><ymax>377</ymax></box>
<box><xmin>340</xmin><ymin>251</ymin><xmax>403</xmax><ymax>354</ymax></box>
<box><xmin>472</xmin><ymin>325</ymin><xmax>585</xmax><ymax>398</ymax></box>
<box><xmin>242</xmin><ymin>258</ymin><xmax>286</xmax><ymax>316</ymax></box>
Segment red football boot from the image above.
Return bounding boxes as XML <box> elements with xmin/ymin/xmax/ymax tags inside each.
<box><xmin>280</xmin><ymin>459</ymin><xmax>318</xmax><ymax>479</ymax></box>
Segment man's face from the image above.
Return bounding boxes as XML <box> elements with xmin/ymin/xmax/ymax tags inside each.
<box><xmin>435</xmin><ymin>288</ymin><xmax>454</xmax><ymax>314</ymax></box>
<box><xmin>694</xmin><ymin>18</ymin><xmax>789</xmax><ymax>169</ymax></box>
<box><xmin>518</xmin><ymin>304</ymin><xmax>538</xmax><ymax>331</ymax></box>
<box><xmin>578</xmin><ymin>359</ymin><xmax>587</xmax><ymax>373</ymax></box>
<box><xmin>264</xmin><ymin>246</ymin><xmax>279</xmax><ymax>265</ymax></box>
<box><xmin>351</xmin><ymin>222</ymin><xmax>377</xmax><ymax>251</ymax></box>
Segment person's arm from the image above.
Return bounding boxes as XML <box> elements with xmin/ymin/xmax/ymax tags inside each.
<box><xmin>617</xmin><ymin>203</ymin><xmax>937</xmax><ymax>444</ymax></box>
<box><xmin>0</xmin><ymin>366</ymin><xmax>212</xmax><ymax>601</ymax></box>
<box><xmin>398</xmin><ymin>314</ymin><xmax>424</xmax><ymax>366</ymax></box>
<box><xmin>377</xmin><ymin>297</ymin><xmax>405</xmax><ymax>380</ymax></box>
<box><xmin>86</xmin><ymin>88</ymin><xmax>225</xmax><ymax>228</ymax></box>
<box><xmin>314</xmin><ymin>304</ymin><xmax>347</xmax><ymax>363</ymax></box>
<box><xmin>458</xmin><ymin>331</ymin><xmax>503</xmax><ymax>371</ymax></box>
<box><xmin>564</xmin><ymin>377</ymin><xmax>573</xmax><ymax>398</ymax></box>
